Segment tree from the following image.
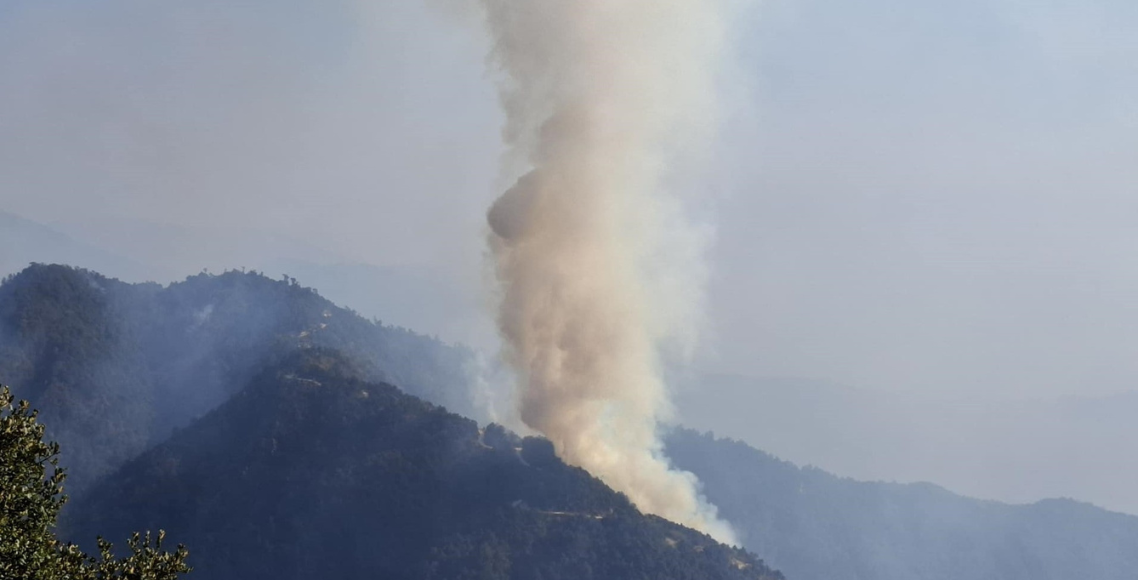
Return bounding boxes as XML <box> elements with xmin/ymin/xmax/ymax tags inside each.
<box><xmin>0</xmin><ymin>385</ymin><xmax>192</xmax><ymax>579</ymax></box>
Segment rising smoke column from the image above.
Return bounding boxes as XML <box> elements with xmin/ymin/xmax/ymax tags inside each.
<box><xmin>480</xmin><ymin>0</ymin><xmax>736</xmax><ymax>543</ymax></box>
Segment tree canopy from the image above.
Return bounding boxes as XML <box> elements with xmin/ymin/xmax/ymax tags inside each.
<box><xmin>0</xmin><ymin>385</ymin><xmax>191</xmax><ymax>579</ymax></box>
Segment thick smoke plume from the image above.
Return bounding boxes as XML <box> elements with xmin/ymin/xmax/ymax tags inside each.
<box><xmin>479</xmin><ymin>0</ymin><xmax>736</xmax><ymax>543</ymax></box>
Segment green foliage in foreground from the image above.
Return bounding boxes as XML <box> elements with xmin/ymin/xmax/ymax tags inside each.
<box><xmin>0</xmin><ymin>386</ymin><xmax>191</xmax><ymax>580</ymax></box>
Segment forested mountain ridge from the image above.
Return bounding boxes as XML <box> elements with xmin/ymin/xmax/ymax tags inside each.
<box><xmin>666</xmin><ymin>429</ymin><xmax>1138</xmax><ymax>580</ymax></box>
<box><xmin>63</xmin><ymin>349</ymin><xmax>782</xmax><ymax>580</ymax></box>
<box><xmin>6</xmin><ymin>262</ymin><xmax>1138</xmax><ymax>580</ymax></box>
<box><xmin>0</xmin><ymin>265</ymin><xmax>156</xmax><ymax>492</ymax></box>
<box><xmin>0</xmin><ymin>263</ymin><xmax>782</xmax><ymax>579</ymax></box>
<box><xmin>0</xmin><ymin>264</ymin><xmax>476</xmax><ymax>493</ymax></box>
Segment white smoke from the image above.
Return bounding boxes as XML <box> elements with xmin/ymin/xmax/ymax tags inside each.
<box><xmin>477</xmin><ymin>0</ymin><xmax>738</xmax><ymax>544</ymax></box>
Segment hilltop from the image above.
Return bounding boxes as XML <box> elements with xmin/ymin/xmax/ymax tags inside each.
<box><xmin>63</xmin><ymin>350</ymin><xmax>780</xmax><ymax>580</ymax></box>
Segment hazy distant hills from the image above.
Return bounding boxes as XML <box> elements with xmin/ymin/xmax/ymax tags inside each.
<box><xmin>668</xmin><ymin>430</ymin><xmax>1138</xmax><ymax>580</ymax></box>
<box><xmin>64</xmin><ymin>349</ymin><xmax>779</xmax><ymax>580</ymax></box>
<box><xmin>0</xmin><ymin>211</ymin><xmax>161</xmax><ymax>281</ymax></box>
<box><xmin>51</xmin><ymin>216</ymin><xmax>343</xmax><ymax>276</ymax></box>
<box><xmin>2</xmin><ymin>263</ymin><xmax>1137</xmax><ymax>579</ymax></box>
<box><xmin>675</xmin><ymin>373</ymin><xmax>1138</xmax><ymax>516</ymax></box>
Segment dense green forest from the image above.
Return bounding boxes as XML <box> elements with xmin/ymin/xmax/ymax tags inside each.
<box><xmin>63</xmin><ymin>350</ymin><xmax>780</xmax><ymax>580</ymax></box>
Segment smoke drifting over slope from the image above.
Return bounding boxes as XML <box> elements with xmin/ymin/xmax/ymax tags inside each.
<box><xmin>478</xmin><ymin>0</ymin><xmax>736</xmax><ymax>542</ymax></box>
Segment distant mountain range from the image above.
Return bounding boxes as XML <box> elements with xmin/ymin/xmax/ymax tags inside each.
<box><xmin>0</xmin><ymin>211</ymin><xmax>160</xmax><ymax>281</ymax></box>
<box><xmin>1</xmin><ymin>263</ymin><xmax>1136</xmax><ymax>579</ymax></box>
<box><xmin>675</xmin><ymin>373</ymin><xmax>1138</xmax><ymax>516</ymax></box>
<box><xmin>667</xmin><ymin>430</ymin><xmax>1138</xmax><ymax>580</ymax></box>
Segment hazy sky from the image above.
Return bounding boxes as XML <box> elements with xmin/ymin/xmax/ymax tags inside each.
<box><xmin>2</xmin><ymin>0</ymin><xmax>1136</xmax><ymax>399</ymax></box>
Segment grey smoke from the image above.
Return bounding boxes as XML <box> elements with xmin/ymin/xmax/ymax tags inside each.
<box><xmin>475</xmin><ymin>0</ymin><xmax>739</xmax><ymax>543</ymax></box>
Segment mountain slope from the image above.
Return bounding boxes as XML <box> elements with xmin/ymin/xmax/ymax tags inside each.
<box><xmin>0</xmin><ymin>264</ymin><xmax>478</xmax><ymax>493</ymax></box>
<box><xmin>65</xmin><ymin>350</ymin><xmax>781</xmax><ymax>580</ymax></box>
<box><xmin>0</xmin><ymin>264</ymin><xmax>157</xmax><ymax>492</ymax></box>
<box><xmin>667</xmin><ymin>429</ymin><xmax>1138</xmax><ymax>580</ymax></box>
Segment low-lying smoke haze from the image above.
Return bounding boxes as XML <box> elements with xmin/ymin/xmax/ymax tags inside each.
<box><xmin>3</xmin><ymin>0</ymin><xmax>1137</xmax><ymax>521</ymax></box>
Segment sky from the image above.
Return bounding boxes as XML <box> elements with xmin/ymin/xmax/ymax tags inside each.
<box><xmin>2</xmin><ymin>0</ymin><xmax>1137</xmax><ymax>402</ymax></box>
